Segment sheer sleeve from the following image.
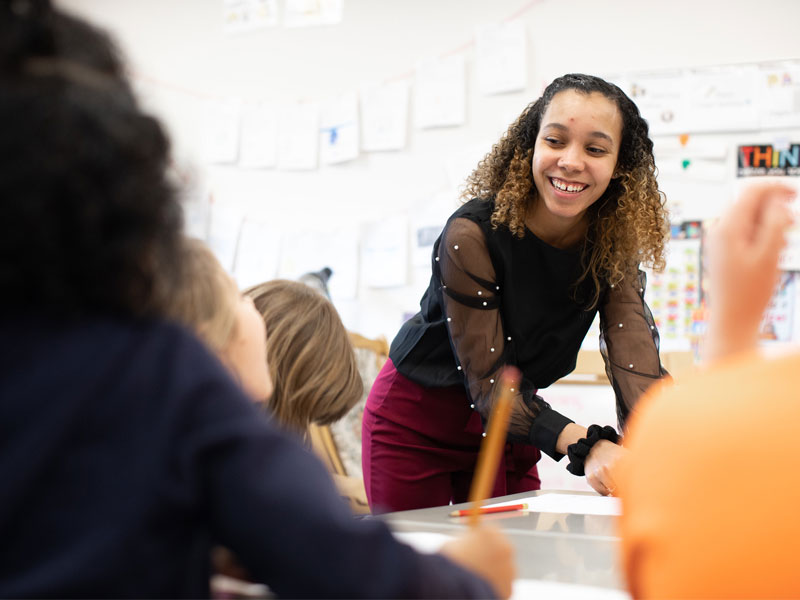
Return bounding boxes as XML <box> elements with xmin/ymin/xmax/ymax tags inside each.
<box><xmin>437</xmin><ymin>217</ymin><xmax>573</xmax><ymax>458</ymax></box>
<box><xmin>599</xmin><ymin>268</ymin><xmax>670</xmax><ymax>430</ymax></box>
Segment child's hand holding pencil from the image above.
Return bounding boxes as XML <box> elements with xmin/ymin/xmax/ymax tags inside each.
<box><xmin>438</xmin><ymin>366</ymin><xmax>522</xmax><ymax>599</ymax></box>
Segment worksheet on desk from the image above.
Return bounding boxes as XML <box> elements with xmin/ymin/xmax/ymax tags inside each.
<box><xmin>392</xmin><ymin>531</ymin><xmax>632</xmax><ymax>599</ymax></box>
<box><xmin>392</xmin><ymin>532</ymin><xmax>630</xmax><ymax>599</ymax></box>
<box><xmin>512</xmin><ymin>579</ymin><xmax>630</xmax><ymax>599</ymax></box>
<box><xmin>486</xmin><ymin>493</ymin><xmax>621</xmax><ymax>516</ymax></box>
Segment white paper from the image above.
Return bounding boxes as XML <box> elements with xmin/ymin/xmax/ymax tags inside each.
<box><xmin>512</xmin><ymin>579</ymin><xmax>630</xmax><ymax>600</ymax></box>
<box><xmin>653</xmin><ymin>136</ymin><xmax>728</xmax><ymax>161</ymax></box>
<box><xmin>223</xmin><ymin>0</ymin><xmax>278</xmax><ymax>34</ymax></box>
<box><xmin>656</xmin><ymin>159</ymin><xmax>727</xmax><ymax>182</ymax></box>
<box><xmin>414</xmin><ymin>55</ymin><xmax>466</xmax><ymax>129</ymax></box>
<box><xmin>486</xmin><ymin>493</ymin><xmax>621</xmax><ymax>516</ymax></box>
<box><xmin>283</xmin><ymin>0</ymin><xmax>342</xmax><ymax>27</ymax></box>
<box><xmin>319</xmin><ymin>91</ymin><xmax>359</xmax><ymax>165</ymax></box>
<box><xmin>180</xmin><ymin>173</ymin><xmax>212</xmax><ymax>240</ymax></box>
<box><xmin>360</xmin><ymin>80</ymin><xmax>409</xmax><ymax>151</ymax></box>
<box><xmin>361</xmin><ymin>217</ymin><xmax>408</xmax><ymax>288</ymax></box>
<box><xmin>232</xmin><ymin>219</ymin><xmax>282</xmax><ymax>289</ymax></box>
<box><xmin>444</xmin><ymin>141</ymin><xmax>492</xmax><ymax>189</ymax></box>
<box><xmin>624</xmin><ymin>70</ymin><xmax>688</xmax><ymax>136</ymax></box>
<box><xmin>207</xmin><ymin>201</ymin><xmax>244</xmax><ymax>272</ymax></box>
<box><xmin>278</xmin><ymin>227</ymin><xmax>359</xmax><ymax>300</ymax></box>
<box><xmin>392</xmin><ymin>531</ymin><xmax>453</xmax><ymax>554</ymax></box>
<box><xmin>475</xmin><ymin>22</ymin><xmax>526</xmax><ymax>95</ymax></box>
<box><xmin>277</xmin><ymin>102</ymin><xmax>319</xmax><ymax>170</ymax></box>
<box><xmin>410</xmin><ymin>191</ymin><xmax>456</xmax><ymax>268</ymax></box>
<box><xmin>239</xmin><ymin>102</ymin><xmax>278</xmax><ymax>168</ymax></box>
<box><xmin>684</xmin><ymin>66</ymin><xmax>759</xmax><ymax>133</ymax></box>
<box><xmin>202</xmin><ymin>99</ymin><xmax>241</xmax><ymax>164</ymax></box>
<box><xmin>757</xmin><ymin>61</ymin><xmax>800</xmax><ymax>130</ymax></box>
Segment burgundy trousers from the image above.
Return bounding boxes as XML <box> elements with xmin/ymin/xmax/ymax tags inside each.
<box><xmin>362</xmin><ymin>359</ymin><xmax>540</xmax><ymax>514</ymax></box>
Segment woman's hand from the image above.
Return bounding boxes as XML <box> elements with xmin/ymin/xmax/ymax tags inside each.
<box><xmin>440</xmin><ymin>525</ymin><xmax>516</xmax><ymax>599</ymax></box>
<box><xmin>584</xmin><ymin>440</ymin><xmax>627</xmax><ymax>496</ymax></box>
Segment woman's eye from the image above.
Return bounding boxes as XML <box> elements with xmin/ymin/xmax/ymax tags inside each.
<box><xmin>587</xmin><ymin>147</ymin><xmax>607</xmax><ymax>155</ymax></box>
<box><xmin>544</xmin><ymin>137</ymin><xmax>562</xmax><ymax>145</ymax></box>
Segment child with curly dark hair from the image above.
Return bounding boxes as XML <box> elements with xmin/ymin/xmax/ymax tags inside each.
<box><xmin>0</xmin><ymin>2</ymin><xmax>516</xmax><ymax>598</ymax></box>
<box><xmin>363</xmin><ymin>74</ymin><xmax>671</xmax><ymax>512</ymax></box>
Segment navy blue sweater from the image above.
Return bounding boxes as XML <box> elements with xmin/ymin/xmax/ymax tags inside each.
<box><xmin>0</xmin><ymin>317</ymin><xmax>494</xmax><ymax>599</ymax></box>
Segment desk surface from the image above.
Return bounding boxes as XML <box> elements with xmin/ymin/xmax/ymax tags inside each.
<box><xmin>380</xmin><ymin>490</ymin><xmax>624</xmax><ymax>591</ymax></box>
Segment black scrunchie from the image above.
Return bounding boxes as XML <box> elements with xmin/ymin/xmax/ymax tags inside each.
<box><xmin>566</xmin><ymin>425</ymin><xmax>620</xmax><ymax>476</ymax></box>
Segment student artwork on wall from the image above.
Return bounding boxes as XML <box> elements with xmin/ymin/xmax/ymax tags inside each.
<box><xmin>283</xmin><ymin>0</ymin><xmax>343</xmax><ymax>28</ymax></box>
<box><xmin>232</xmin><ymin>219</ymin><xmax>282</xmax><ymax>288</ymax></box>
<box><xmin>444</xmin><ymin>141</ymin><xmax>492</xmax><ymax>189</ymax></box>
<box><xmin>474</xmin><ymin>21</ymin><xmax>526</xmax><ymax>96</ymax></box>
<box><xmin>223</xmin><ymin>0</ymin><xmax>278</xmax><ymax>34</ymax></box>
<box><xmin>409</xmin><ymin>191</ymin><xmax>456</xmax><ymax>268</ymax></box>
<box><xmin>619</xmin><ymin>70</ymin><xmax>688</xmax><ymax>136</ymax></box>
<box><xmin>684</xmin><ymin>66</ymin><xmax>759</xmax><ymax>133</ymax></box>
<box><xmin>413</xmin><ymin>55</ymin><xmax>466</xmax><ymax>129</ymax></box>
<box><xmin>277</xmin><ymin>101</ymin><xmax>320</xmax><ymax>170</ymax></box>
<box><xmin>207</xmin><ymin>200</ymin><xmax>244</xmax><ymax>271</ymax></box>
<box><xmin>361</xmin><ymin>216</ymin><xmax>408</xmax><ymax>288</ymax></box>
<box><xmin>319</xmin><ymin>91</ymin><xmax>359</xmax><ymax>165</ymax></box>
<box><xmin>757</xmin><ymin>61</ymin><xmax>800</xmax><ymax>130</ymax></box>
<box><xmin>277</xmin><ymin>227</ymin><xmax>359</xmax><ymax>300</ymax></box>
<box><xmin>203</xmin><ymin>99</ymin><xmax>241</xmax><ymax>164</ymax></box>
<box><xmin>360</xmin><ymin>81</ymin><xmax>409</xmax><ymax>152</ymax></box>
<box><xmin>239</xmin><ymin>102</ymin><xmax>278</xmax><ymax>168</ymax></box>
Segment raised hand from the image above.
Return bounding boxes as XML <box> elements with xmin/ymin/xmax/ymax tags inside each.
<box><xmin>705</xmin><ymin>182</ymin><xmax>795</xmax><ymax>362</ymax></box>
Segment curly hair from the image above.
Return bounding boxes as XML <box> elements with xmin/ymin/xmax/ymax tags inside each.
<box><xmin>463</xmin><ymin>73</ymin><xmax>668</xmax><ymax>307</ymax></box>
<box><xmin>245</xmin><ymin>280</ymin><xmax>363</xmax><ymax>435</ymax></box>
<box><xmin>0</xmin><ymin>0</ymin><xmax>183</xmax><ymax>318</ymax></box>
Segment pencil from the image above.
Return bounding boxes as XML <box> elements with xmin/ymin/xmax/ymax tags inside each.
<box><xmin>449</xmin><ymin>503</ymin><xmax>528</xmax><ymax>518</ymax></box>
<box><xmin>466</xmin><ymin>365</ymin><xmax>520</xmax><ymax>527</ymax></box>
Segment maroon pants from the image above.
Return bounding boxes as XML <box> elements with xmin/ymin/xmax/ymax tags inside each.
<box><xmin>362</xmin><ymin>359</ymin><xmax>540</xmax><ymax>514</ymax></box>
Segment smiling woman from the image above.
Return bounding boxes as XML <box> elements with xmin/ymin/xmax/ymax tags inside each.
<box><xmin>529</xmin><ymin>90</ymin><xmax>623</xmax><ymax>248</ymax></box>
<box><xmin>362</xmin><ymin>74</ymin><xmax>671</xmax><ymax>514</ymax></box>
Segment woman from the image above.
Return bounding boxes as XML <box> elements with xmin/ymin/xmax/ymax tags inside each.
<box><xmin>363</xmin><ymin>73</ymin><xmax>670</xmax><ymax>512</ymax></box>
<box><xmin>0</xmin><ymin>2</ymin><xmax>515</xmax><ymax>597</ymax></box>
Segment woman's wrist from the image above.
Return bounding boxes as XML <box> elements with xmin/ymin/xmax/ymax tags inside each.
<box><xmin>555</xmin><ymin>423</ymin><xmax>587</xmax><ymax>456</ymax></box>
<box><xmin>565</xmin><ymin>425</ymin><xmax>620</xmax><ymax>476</ymax></box>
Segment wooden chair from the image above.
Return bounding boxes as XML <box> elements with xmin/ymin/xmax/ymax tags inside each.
<box><xmin>307</xmin><ymin>332</ymin><xmax>389</xmax><ymax>515</ymax></box>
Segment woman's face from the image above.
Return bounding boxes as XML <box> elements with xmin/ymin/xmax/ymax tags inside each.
<box><xmin>221</xmin><ymin>292</ymin><xmax>273</xmax><ymax>403</ymax></box>
<box><xmin>531</xmin><ymin>89</ymin><xmax>622</xmax><ymax>232</ymax></box>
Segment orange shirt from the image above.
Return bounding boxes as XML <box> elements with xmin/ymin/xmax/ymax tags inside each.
<box><xmin>618</xmin><ymin>351</ymin><xmax>800</xmax><ymax>599</ymax></box>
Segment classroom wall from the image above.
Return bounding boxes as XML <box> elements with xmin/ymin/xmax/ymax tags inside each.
<box><xmin>57</xmin><ymin>0</ymin><xmax>800</xmax><ymax>345</ymax></box>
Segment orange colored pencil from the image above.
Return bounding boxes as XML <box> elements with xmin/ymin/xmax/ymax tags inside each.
<box><xmin>466</xmin><ymin>366</ymin><xmax>520</xmax><ymax>527</ymax></box>
<box><xmin>449</xmin><ymin>503</ymin><xmax>528</xmax><ymax>518</ymax></box>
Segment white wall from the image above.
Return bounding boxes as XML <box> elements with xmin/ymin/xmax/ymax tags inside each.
<box><xmin>56</xmin><ymin>0</ymin><xmax>800</xmax><ymax>341</ymax></box>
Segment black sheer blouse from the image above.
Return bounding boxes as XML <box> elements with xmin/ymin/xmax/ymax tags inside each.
<box><xmin>390</xmin><ymin>198</ymin><xmax>667</xmax><ymax>460</ymax></box>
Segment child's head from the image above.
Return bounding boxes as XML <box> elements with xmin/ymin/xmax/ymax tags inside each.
<box><xmin>0</xmin><ymin>0</ymin><xmax>182</xmax><ymax>318</ymax></box>
<box><xmin>168</xmin><ymin>238</ymin><xmax>273</xmax><ymax>403</ymax></box>
<box><xmin>245</xmin><ymin>280</ymin><xmax>363</xmax><ymax>434</ymax></box>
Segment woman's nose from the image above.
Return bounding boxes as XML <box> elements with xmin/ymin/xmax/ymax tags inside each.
<box><xmin>557</xmin><ymin>145</ymin><xmax>584</xmax><ymax>172</ymax></box>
